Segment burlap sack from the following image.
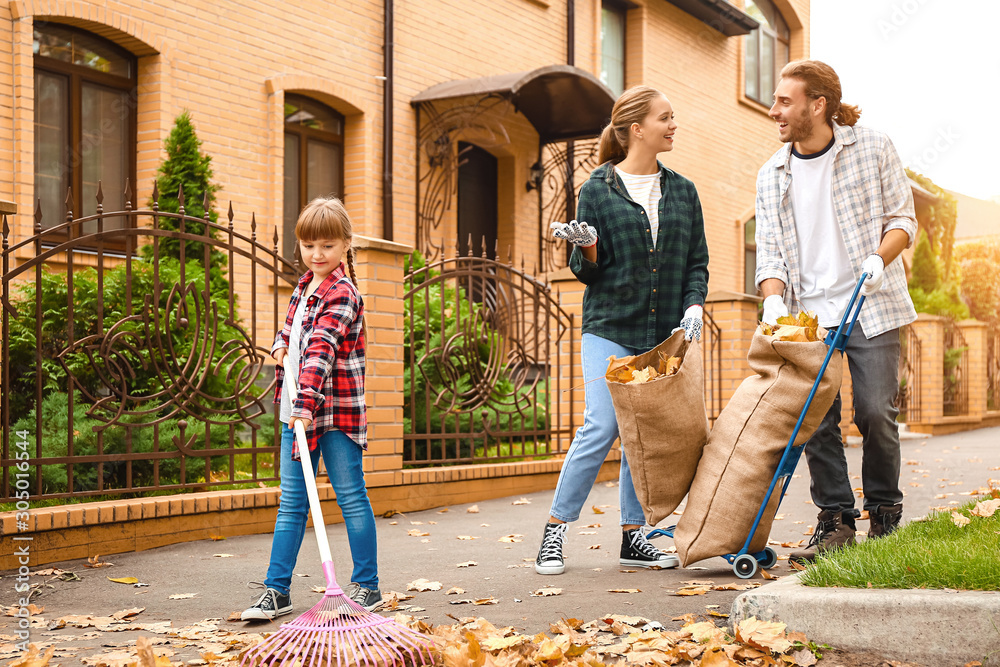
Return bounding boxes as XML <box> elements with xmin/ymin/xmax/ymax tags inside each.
<box><xmin>606</xmin><ymin>330</ymin><xmax>709</xmax><ymax>527</ymax></box>
<box><xmin>675</xmin><ymin>327</ymin><xmax>843</xmax><ymax>566</ymax></box>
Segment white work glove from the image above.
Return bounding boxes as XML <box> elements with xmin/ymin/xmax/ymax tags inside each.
<box><xmin>672</xmin><ymin>305</ymin><xmax>704</xmax><ymax>342</ymax></box>
<box><xmin>860</xmin><ymin>253</ymin><xmax>885</xmax><ymax>297</ymax></box>
<box><xmin>762</xmin><ymin>294</ymin><xmax>788</xmax><ymax>326</ymax></box>
<box><xmin>550</xmin><ymin>220</ymin><xmax>598</xmax><ymax>248</ymax></box>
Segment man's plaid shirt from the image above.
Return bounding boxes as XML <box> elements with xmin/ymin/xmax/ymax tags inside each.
<box><xmin>272</xmin><ymin>264</ymin><xmax>367</xmax><ymax>458</ymax></box>
<box><xmin>755</xmin><ymin>123</ymin><xmax>917</xmax><ymax>338</ymax></box>
<box><xmin>570</xmin><ymin>161</ymin><xmax>710</xmax><ymax>351</ymax></box>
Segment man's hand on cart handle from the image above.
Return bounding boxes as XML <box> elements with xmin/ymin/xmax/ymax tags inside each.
<box><xmin>762</xmin><ymin>294</ymin><xmax>788</xmax><ymax>326</ymax></box>
<box><xmin>860</xmin><ymin>253</ymin><xmax>885</xmax><ymax>297</ymax></box>
<box><xmin>672</xmin><ymin>304</ymin><xmax>704</xmax><ymax>342</ymax></box>
<box><xmin>550</xmin><ymin>220</ymin><xmax>598</xmax><ymax>248</ymax></box>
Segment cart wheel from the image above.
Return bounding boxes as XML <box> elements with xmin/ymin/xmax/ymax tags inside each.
<box><xmin>761</xmin><ymin>547</ymin><xmax>778</xmax><ymax>570</ymax></box>
<box><xmin>734</xmin><ymin>554</ymin><xmax>758</xmax><ymax>579</ymax></box>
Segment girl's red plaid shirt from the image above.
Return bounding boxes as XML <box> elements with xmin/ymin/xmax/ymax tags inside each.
<box><xmin>272</xmin><ymin>264</ymin><xmax>367</xmax><ymax>459</ymax></box>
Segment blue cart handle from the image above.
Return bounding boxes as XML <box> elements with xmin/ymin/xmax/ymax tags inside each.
<box><xmin>740</xmin><ymin>273</ymin><xmax>868</xmax><ymax>556</ymax></box>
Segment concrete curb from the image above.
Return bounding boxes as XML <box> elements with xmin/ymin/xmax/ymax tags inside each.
<box><xmin>730</xmin><ymin>574</ymin><xmax>1000</xmax><ymax>666</ymax></box>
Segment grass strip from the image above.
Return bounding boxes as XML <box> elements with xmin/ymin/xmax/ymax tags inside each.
<box><xmin>800</xmin><ymin>492</ymin><xmax>1000</xmax><ymax>591</ymax></box>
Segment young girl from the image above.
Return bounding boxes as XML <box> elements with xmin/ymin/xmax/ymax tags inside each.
<box><xmin>537</xmin><ymin>85</ymin><xmax>710</xmax><ymax>575</ymax></box>
<box><xmin>242</xmin><ymin>197</ymin><xmax>380</xmax><ymax>620</ymax></box>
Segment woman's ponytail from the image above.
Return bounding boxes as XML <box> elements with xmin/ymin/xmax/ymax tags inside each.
<box><xmin>597</xmin><ymin>123</ymin><xmax>627</xmax><ymax>165</ymax></box>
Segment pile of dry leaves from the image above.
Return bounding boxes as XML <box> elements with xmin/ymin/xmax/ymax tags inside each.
<box><xmin>3</xmin><ymin>609</ymin><xmax>823</xmax><ymax>667</ymax></box>
<box><xmin>606</xmin><ymin>352</ymin><xmax>682</xmax><ymax>385</ymax></box>
<box><xmin>759</xmin><ymin>312</ymin><xmax>822</xmax><ymax>343</ymax></box>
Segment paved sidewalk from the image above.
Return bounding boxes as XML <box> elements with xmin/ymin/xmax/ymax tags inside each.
<box><xmin>2</xmin><ymin>426</ymin><xmax>998</xmax><ymax>665</ymax></box>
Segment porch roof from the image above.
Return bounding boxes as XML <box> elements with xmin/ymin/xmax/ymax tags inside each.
<box><xmin>411</xmin><ymin>65</ymin><xmax>616</xmax><ymax>143</ymax></box>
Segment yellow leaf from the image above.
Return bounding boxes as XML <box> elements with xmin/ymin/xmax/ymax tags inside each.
<box><xmin>592</xmin><ymin>505</ymin><xmax>605</xmax><ymax>514</ymax></box>
<box><xmin>608</xmin><ymin>588</ymin><xmax>641</xmax><ymax>593</ymax></box>
<box><xmin>107</xmin><ymin>576</ymin><xmax>139</xmax><ymax>585</ymax></box>
<box><xmin>700</xmin><ymin>648</ymin><xmax>741</xmax><ymax>667</ymax></box>
<box><xmin>675</xmin><ymin>586</ymin><xmax>710</xmax><ymax>596</ymax></box>
<box><xmin>209</xmin><ymin>534</ymin><xmax>226</xmax><ymax>541</ymax></box>
<box><xmin>6</xmin><ymin>644</ymin><xmax>55</xmax><ymax>667</ymax></box>
<box><xmin>530</xmin><ymin>587</ymin><xmax>562</xmax><ymax>597</ymax></box>
<box><xmin>512</xmin><ymin>497</ymin><xmax>531</xmax><ymax>505</ymax></box>
<box><xmin>407</xmin><ymin>529</ymin><xmax>430</xmax><ymax>537</ymax></box>
<box><xmin>971</xmin><ymin>498</ymin><xmax>1000</xmax><ymax>518</ymax></box>
<box><xmin>406</xmin><ymin>578</ymin><xmax>442</xmax><ymax>591</ymax></box>
<box><xmin>952</xmin><ymin>511</ymin><xmax>971</xmax><ymax>527</ymax></box>
<box><xmin>736</xmin><ymin>617</ymin><xmax>793</xmax><ymax>654</ymax></box>
<box><xmin>466</xmin><ymin>505</ymin><xmax>480</xmax><ymax>513</ymax></box>
<box><xmin>498</xmin><ymin>534</ymin><xmax>523</xmax><ymax>543</ymax></box>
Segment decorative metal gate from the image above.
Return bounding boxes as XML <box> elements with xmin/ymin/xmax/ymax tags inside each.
<box><xmin>897</xmin><ymin>325</ymin><xmax>922</xmax><ymax>422</ymax></box>
<box><xmin>1</xmin><ymin>183</ymin><xmax>293</xmax><ymax>501</ymax></box>
<box><xmin>403</xmin><ymin>244</ymin><xmax>575</xmax><ymax>466</ymax></box>
<box><xmin>942</xmin><ymin>321</ymin><xmax>969</xmax><ymax>416</ymax></box>
<box><xmin>988</xmin><ymin>323</ymin><xmax>999</xmax><ymax>412</ymax></box>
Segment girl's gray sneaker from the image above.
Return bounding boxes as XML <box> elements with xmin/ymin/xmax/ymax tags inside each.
<box><xmin>347</xmin><ymin>583</ymin><xmax>383</xmax><ymax>611</ymax></box>
<box><xmin>241</xmin><ymin>584</ymin><xmax>292</xmax><ymax>621</ymax></box>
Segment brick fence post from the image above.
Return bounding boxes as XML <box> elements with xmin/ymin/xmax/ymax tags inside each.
<box><xmin>957</xmin><ymin>319</ymin><xmax>988</xmax><ymax>421</ymax></box>
<box><xmin>909</xmin><ymin>313</ymin><xmax>945</xmax><ymax>426</ymax></box>
<box><xmin>705</xmin><ymin>291</ymin><xmax>760</xmax><ymax>406</ymax></box>
<box><xmin>352</xmin><ymin>235</ymin><xmax>412</xmax><ymax>488</ymax></box>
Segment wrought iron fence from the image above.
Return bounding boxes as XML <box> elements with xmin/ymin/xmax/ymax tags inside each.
<box><xmin>942</xmin><ymin>321</ymin><xmax>969</xmax><ymax>417</ymax></box>
<box><xmin>897</xmin><ymin>325</ymin><xmax>922</xmax><ymax>423</ymax></box>
<box><xmin>403</xmin><ymin>242</ymin><xmax>575</xmax><ymax>466</ymax></box>
<box><xmin>1</xmin><ymin>183</ymin><xmax>291</xmax><ymax>502</ymax></box>
<box><xmin>988</xmin><ymin>323</ymin><xmax>999</xmax><ymax>412</ymax></box>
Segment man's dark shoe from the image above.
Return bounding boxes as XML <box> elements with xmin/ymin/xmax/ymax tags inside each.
<box><xmin>789</xmin><ymin>510</ymin><xmax>857</xmax><ymax>564</ymax></box>
<box><xmin>868</xmin><ymin>503</ymin><xmax>903</xmax><ymax>539</ymax></box>
<box><xmin>240</xmin><ymin>583</ymin><xmax>292</xmax><ymax>621</ymax></box>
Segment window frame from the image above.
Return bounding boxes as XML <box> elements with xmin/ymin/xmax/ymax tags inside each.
<box><xmin>33</xmin><ymin>22</ymin><xmax>137</xmax><ymax>245</ymax></box>
<box><xmin>282</xmin><ymin>94</ymin><xmax>346</xmax><ymax>264</ymax></box>
<box><xmin>600</xmin><ymin>0</ymin><xmax>628</xmax><ymax>96</ymax></box>
<box><xmin>743</xmin><ymin>0</ymin><xmax>790</xmax><ymax>107</ymax></box>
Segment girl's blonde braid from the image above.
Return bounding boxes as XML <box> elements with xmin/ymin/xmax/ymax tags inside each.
<box><xmin>347</xmin><ymin>247</ymin><xmax>368</xmax><ymax>342</ymax></box>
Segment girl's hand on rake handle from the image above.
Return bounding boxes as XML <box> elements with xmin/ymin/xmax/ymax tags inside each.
<box><xmin>273</xmin><ymin>347</ymin><xmax>287</xmax><ymax>366</ymax></box>
<box><xmin>289</xmin><ymin>416</ymin><xmax>312</xmax><ymax>431</ymax></box>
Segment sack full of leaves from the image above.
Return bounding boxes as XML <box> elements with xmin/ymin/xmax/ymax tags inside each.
<box><xmin>605</xmin><ymin>328</ymin><xmax>708</xmax><ymax>526</ymax></box>
<box><xmin>675</xmin><ymin>311</ymin><xmax>843</xmax><ymax>566</ymax></box>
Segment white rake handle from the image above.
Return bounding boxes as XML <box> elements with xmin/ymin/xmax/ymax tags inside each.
<box><xmin>286</xmin><ymin>373</ymin><xmax>342</xmax><ymax>594</ymax></box>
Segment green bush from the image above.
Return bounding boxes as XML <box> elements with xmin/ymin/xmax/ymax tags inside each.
<box><xmin>7</xmin><ymin>391</ymin><xmax>276</xmax><ymax>495</ymax></box>
<box><xmin>403</xmin><ymin>251</ymin><xmax>548</xmax><ymax>464</ymax></box>
<box><xmin>908</xmin><ymin>282</ymin><xmax>970</xmax><ymax>321</ymax></box>
<box><xmin>909</xmin><ymin>229</ymin><xmax>941</xmax><ymax>293</ymax></box>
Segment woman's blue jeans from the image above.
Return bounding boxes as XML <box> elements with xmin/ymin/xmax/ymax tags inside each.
<box><xmin>264</xmin><ymin>424</ymin><xmax>378</xmax><ymax>594</ymax></box>
<box><xmin>549</xmin><ymin>333</ymin><xmax>647</xmax><ymax>526</ymax></box>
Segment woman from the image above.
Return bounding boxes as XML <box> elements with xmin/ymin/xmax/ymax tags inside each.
<box><xmin>536</xmin><ymin>85</ymin><xmax>709</xmax><ymax>575</ymax></box>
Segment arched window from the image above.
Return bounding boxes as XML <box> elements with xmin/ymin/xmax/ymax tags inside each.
<box><xmin>744</xmin><ymin>0</ymin><xmax>789</xmax><ymax>105</ymax></box>
<box><xmin>283</xmin><ymin>94</ymin><xmax>345</xmax><ymax>261</ymax></box>
<box><xmin>34</xmin><ymin>22</ymin><xmax>136</xmax><ymax>233</ymax></box>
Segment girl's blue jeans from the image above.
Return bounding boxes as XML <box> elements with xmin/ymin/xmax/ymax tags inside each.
<box><xmin>549</xmin><ymin>333</ymin><xmax>647</xmax><ymax>526</ymax></box>
<box><xmin>264</xmin><ymin>424</ymin><xmax>378</xmax><ymax>594</ymax></box>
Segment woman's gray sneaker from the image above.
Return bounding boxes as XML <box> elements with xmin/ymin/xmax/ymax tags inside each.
<box><xmin>620</xmin><ymin>528</ymin><xmax>679</xmax><ymax>568</ymax></box>
<box><xmin>241</xmin><ymin>584</ymin><xmax>292</xmax><ymax>621</ymax></box>
<box><xmin>347</xmin><ymin>583</ymin><xmax>383</xmax><ymax>611</ymax></box>
<box><xmin>535</xmin><ymin>522</ymin><xmax>568</xmax><ymax>575</ymax></box>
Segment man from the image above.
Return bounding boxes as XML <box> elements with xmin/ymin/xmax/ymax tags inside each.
<box><xmin>754</xmin><ymin>60</ymin><xmax>917</xmax><ymax>562</ymax></box>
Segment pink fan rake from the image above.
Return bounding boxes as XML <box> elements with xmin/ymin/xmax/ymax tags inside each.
<box><xmin>242</xmin><ymin>377</ymin><xmax>433</xmax><ymax>667</ymax></box>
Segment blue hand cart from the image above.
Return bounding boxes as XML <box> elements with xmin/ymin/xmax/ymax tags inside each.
<box><xmin>648</xmin><ymin>274</ymin><xmax>869</xmax><ymax>579</ymax></box>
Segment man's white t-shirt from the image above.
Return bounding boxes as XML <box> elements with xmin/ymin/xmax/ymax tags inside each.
<box><xmin>789</xmin><ymin>139</ymin><xmax>856</xmax><ymax>327</ymax></box>
<box><xmin>616</xmin><ymin>167</ymin><xmax>662</xmax><ymax>246</ymax></box>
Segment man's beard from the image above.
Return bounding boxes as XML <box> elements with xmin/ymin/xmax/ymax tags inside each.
<box><xmin>785</xmin><ymin>107</ymin><xmax>814</xmax><ymax>144</ymax></box>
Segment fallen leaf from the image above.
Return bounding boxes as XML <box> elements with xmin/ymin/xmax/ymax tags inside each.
<box><xmin>971</xmin><ymin>498</ymin><xmax>1000</xmax><ymax>518</ymax></box>
<box><xmin>481</xmin><ymin>635</ymin><xmax>530</xmax><ymax>651</ymax></box>
<box><xmin>474</xmin><ymin>597</ymin><xmax>499</xmax><ymax>605</ymax></box>
<box><xmin>456</xmin><ymin>535</ymin><xmax>479</xmax><ymax>540</ymax></box>
<box><xmin>167</xmin><ymin>593</ymin><xmax>197</xmax><ymax>599</ymax></box>
<box><xmin>512</xmin><ymin>497</ymin><xmax>531</xmax><ymax>505</ymax></box>
<box><xmin>407</xmin><ymin>529</ymin><xmax>430</xmax><ymax>537</ymax></box>
<box><xmin>791</xmin><ymin>647</ymin><xmax>818</xmax><ymax>666</ymax></box>
<box><xmin>437</xmin><ymin>508</ymin><xmax>451</xmax><ymax>513</ymax></box>
<box><xmin>6</xmin><ymin>644</ymin><xmax>54</xmax><ymax>667</ymax></box>
<box><xmin>382</xmin><ymin>509</ymin><xmax>399</xmax><ymax>518</ymax></box>
<box><xmin>952</xmin><ymin>511</ymin><xmax>971</xmax><ymax>527</ymax></box>
<box><xmin>588</xmin><ymin>544</ymin><xmax>601</xmax><ymax>550</ymax></box>
<box><xmin>466</xmin><ymin>505</ymin><xmax>480</xmax><ymax>513</ymax></box>
<box><xmin>107</xmin><ymin>577</ymin><xmax>139</xmax><ymax>585</ymax></box>
<box><xmin>498</xmin><ymin>534</ymin><xmax>523</xmax><ymax>543</ymax></box>
<box><xmin>3</xmin><ymin>604</ymin><xmax>44</xmax><ymax>617</ymax></box>
<box><xmin>208</xmin><ymin>535</ymin><xmax>226</xmax><ymax>541</ymax></box>
<box><xmin>212</xmin><ymin>553</ymin><xmax>234</xmax><ymax>558</ymax></box>
<box><xmin>675</xmin><ymin>586</ymin><xmax>710</xmax><ymax>596</ymax></box>
<box><xmin>789</xmin><ymin>560</ymin><xmax>807</xmax><ymax>571</ymax></box>
<box><xmin>608</xmin><ymin>588</ymin><xmax>641</xmax><ymax>593</ymax></box>
<box><xmin>530</xmin><ymin>587</ymin><xmax>563</xmax><ymax>597</ymax></box>
<box><xmin>110</xmin><ymin>607</ymin><xmax>144</xmax><ymax>620</ymax></box>
<box><xmin>85</xmin><ymin>554</ymin><xmax>112</xmax><ymax>568</ymax></box>
<box><xmin>592</xmin><ymin>505</ymin><xmax>605</xmax><ymax>515</ymax></box>
<box><xmin>410</xmin><ymin>521</ymin><xmax>424</xmax><ymax>525</ymax></box>
<box><xmin>736</xmin><ymin>616</ymin><xmax>793</xmax><ymax>653</ymax></box>
<box><xmin>406</xmin><ymin>578</ymin><xmax>442</xmax><ymax>592</ymax></box>
<box><xmin>445</xmin><ymin>587</ymin><xmax>465</xmax><ymax>595</ymax></box>
<box><xmin>225</xmin><ymin>611</ymin><xmax>241</xmax><ymax>621</ymax></box>
<box><xmin>456</xmin><ymin>561</ymin><xmax>477</xmax><ymax>568</ymax></box>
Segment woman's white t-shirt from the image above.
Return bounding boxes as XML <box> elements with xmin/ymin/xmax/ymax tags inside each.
<box><xmin>615</xmin><ymin>167</ymin><xmax>662</xmax><ymax>246</ymax></box>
